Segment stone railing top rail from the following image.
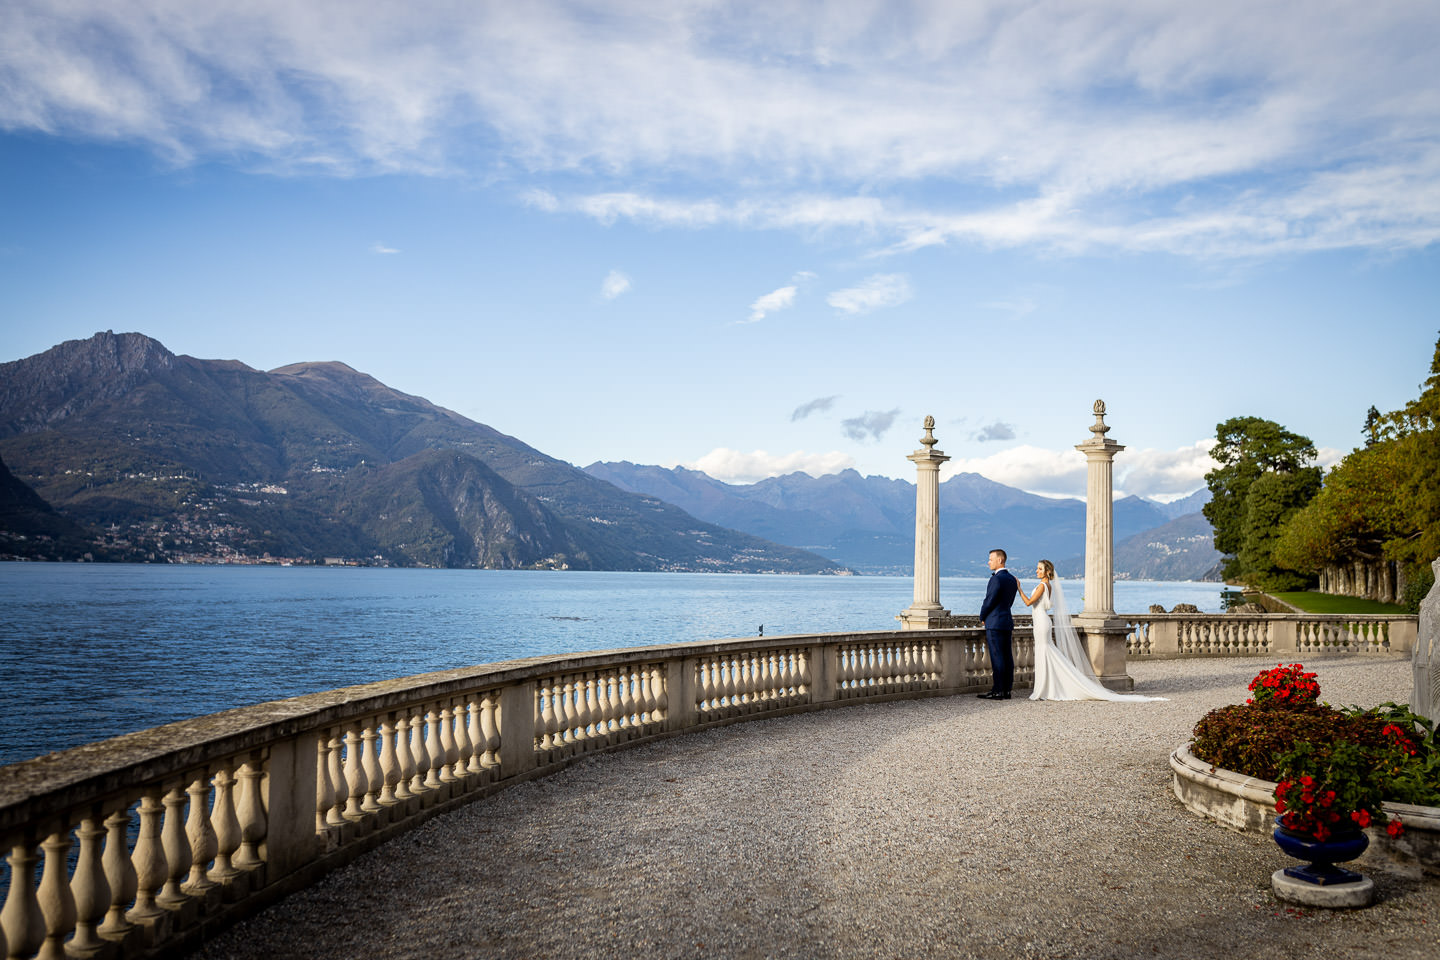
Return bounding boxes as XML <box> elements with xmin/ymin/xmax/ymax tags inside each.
<box><xmin>1124</xmin><ymin>612</ymin><xmax>1417</xmax><ymax>620</ymax></box>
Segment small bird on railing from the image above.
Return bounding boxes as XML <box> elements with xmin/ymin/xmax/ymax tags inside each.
<box><xmin>758</xmin><ymin>624</ymin><xmax>764</xmax><ymax>636</ymax></box>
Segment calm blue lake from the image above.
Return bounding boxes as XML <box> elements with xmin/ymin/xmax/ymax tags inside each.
<box><xmin>0</xmin><ymin>563</ymin><xmax>1224</xmax><ymax>765</ymax></box>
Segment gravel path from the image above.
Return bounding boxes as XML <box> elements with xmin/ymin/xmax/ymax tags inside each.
<box><xmin>194</xmin><ymin>656</ymin><xmax>1437</xmax><ymax>960</ymax></box>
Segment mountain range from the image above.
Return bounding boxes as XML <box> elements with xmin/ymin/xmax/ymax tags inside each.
<box><xmin>583</xmin><ymin>461</ymin><xmax>1217</xmax><ymax>578</ymax></box>
<box><xmin>0</xmin><ymin>332</ymin><xmax>843</xmax><ymax>572</ymax></box>
<box><xmin>0</xmin><ymin>331</ymin><xmax>1220</xmax><ymax>579</ymax></box>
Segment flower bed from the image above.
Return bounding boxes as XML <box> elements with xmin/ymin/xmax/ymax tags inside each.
<box><xmin>1170</xmin><ymin>743</ymin><xmax>1440</xmax><ymax>877</ymax></box>
<box><xmin>1173</xmin><ymin>662</ymin><xmax>1440</xmax><ymax>878</ymax></box>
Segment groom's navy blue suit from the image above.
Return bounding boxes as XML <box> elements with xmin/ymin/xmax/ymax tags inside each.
<box><xmin>979</xmin><ymin>567</ymin><xmax>1019</xmax><ymax>696</ymax></box>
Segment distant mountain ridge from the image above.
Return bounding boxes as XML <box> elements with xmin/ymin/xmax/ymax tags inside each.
<box><xmin>0</xmin><ymin>332</ymin><xmax>843</xmax><ymax>573</ymax></box>
<box><xmin>584</xmin><ymin>461</ymin><xmax>1219</xmax><ymax>579</ymax></box>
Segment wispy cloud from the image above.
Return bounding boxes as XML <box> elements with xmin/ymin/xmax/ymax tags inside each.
<box><xmin>746</xmin><ymin>285</ymin><xmax>796</xmax><ymax>323</ymax></box>
<box><xmin>371</xmin><ymin>242</ymin><xmax>399</xmax><ymax>255</ymax></box>
<box><xmin>792</xmin><ymin>395</ymin><xmax>838</xmax><ymax>421</ymax></box>
<box><xmin>973</xmin><ymin>421</ymin><xmax>1016</xmax><ymax>443</ymax></box>
<box><xmin>5</xmin><ymin>3</ymin><xmax>1439</xmax><ymax>256</ymax></box>
<box><xmin>841</xmin><ymin>408</ymin><xmax>902</xmax><ymax>443</ymax></box>
<box><xmin>827</xmin><ymin>274</ymin><xmax>912</xmax><ymax>315</ymax></box>
<box><xmin>600</xmin><ymin>270</ymin><xmax>630</xmax><ymax>300</ymax></box>
<box><xmin>682</xmin><ymin>447</ymin><xmax>854</xmax><ymax>484</ymax></box>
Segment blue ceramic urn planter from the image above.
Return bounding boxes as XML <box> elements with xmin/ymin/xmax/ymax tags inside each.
<box><xmin>1273</xmin><ymin>816</ymin><xmax>1371</xmax><ymax>885</ymax></box>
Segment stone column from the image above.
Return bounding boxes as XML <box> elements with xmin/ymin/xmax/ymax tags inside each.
<box><xmin>900</xmin><ymin>416</ymin><xmax>951</xmax><ymax>630</ymax></box>
<box><xmin>1073</xmin><ymin>400</ymin><xmax>1134</xmax><ymax>690</ymax></box>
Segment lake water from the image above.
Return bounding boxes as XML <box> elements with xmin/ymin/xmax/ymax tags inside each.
<box><xmin>0</xmin><ymin>563</ymin><xmax>1224</xmax><ymax>765</ymax></box>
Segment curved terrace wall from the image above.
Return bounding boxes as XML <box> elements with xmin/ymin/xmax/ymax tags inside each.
<box><xmin>0</xmin><ymin>611</ymin><xmax>1418</xmax><ymax>959</ymax></box>
<box><xmin>0</xmin><ymin>626</ymin><xmax>1035</xmax><ymax>959</ymax></box>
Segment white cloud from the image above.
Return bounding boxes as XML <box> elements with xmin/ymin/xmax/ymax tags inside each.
<box><xmin>371</xmin><ymin>242</ymin><xmax>399</xmax><ymax>254</ymax></box>
<box><xmin>682</xmin><ymin>447</ymin><xmax>854</xmax><ymax>484</ymax></box>
<box><xmin>4</xmin><ymin>2</ymin><xmax>1439</xmax><ymax>255</ymax></box>
<box><xmin>943</xmin><ymin>439</ymin><xmax>1224</xmax><ymax>500</ymax></box>
<box><xmin>600</xmin><ymin>269</ymin><xmax>630</xmax><ymax>300</ymax></box>
<box><xmin>827</xmin><ymin>274</ymin><xmax>912</xmax><ymax>315</ymax></box>
<box><xmin>746</xmin><ymin>285</ymin><xmax>796</xmax><ymax>323</ymax></box>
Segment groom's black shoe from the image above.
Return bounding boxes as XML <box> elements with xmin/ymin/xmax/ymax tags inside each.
<box><xmin>977</xmin><ymin>692</ymin><xmax>998</xmax><ymax>699</ymax></box>
<box><xmin>997</xmin><ymin>692</ymin><xmax>1012</xmax><ymax>699</ymax></box>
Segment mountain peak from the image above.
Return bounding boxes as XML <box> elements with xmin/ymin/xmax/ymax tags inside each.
<box><xmin>0</xmin><ymin>331</ymin><xmax>177</xmax><ymax>436</ymax></box>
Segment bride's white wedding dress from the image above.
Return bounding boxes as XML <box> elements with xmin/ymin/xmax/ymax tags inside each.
<box><xmin>1029</xmin><ymin>580</ymin><xmax>1166</xmax><ymax>702</ymax></box>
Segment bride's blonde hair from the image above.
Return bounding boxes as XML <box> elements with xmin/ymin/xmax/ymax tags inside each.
<box><xmin>1038</xmin><ymin>559</ymin><xmax>1055</xmax><ymax>579</ymax></box>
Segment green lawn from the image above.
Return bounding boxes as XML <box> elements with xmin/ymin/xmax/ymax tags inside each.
<box><xmin>1271</xmin><ymin>591</ymin><xmax>1410</xmax><ymax>615</ymax></box>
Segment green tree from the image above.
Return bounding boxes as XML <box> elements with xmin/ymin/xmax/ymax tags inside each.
<box><xmin>1363</xmin><ymin>405</ymin><xmax>1382</xmax><ymax>447</ymax></box>
<box><xmin>1272</xmin><ymin>332</ymin><xmax>1440</xmax><ymax>611</ymax></box>
<box><xmin>1203</xmin><ymin>417</ymin><xmax>1320</xmax><ymax>582</ymax></box>
<box><xmin>1239</xmin><ymin>470</ymin><xmax>1321</xmax><ymax>591</ymax></box>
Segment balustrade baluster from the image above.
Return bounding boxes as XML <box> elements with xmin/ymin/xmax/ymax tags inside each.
<box><xmin>797</xmin><ymin>649</ymin><xmax>812</xmax><ymax>697</ymax></box>
<box><xmin>342</xmin><ymin>728</ymin><xmax>364</xmax><ymax>819</ymax></box>
<box><xmin>480</xmin><ymin>693</ymin><xmax>501</xmax><ymax>770</ymax></box>
<box><xmin>466</xmin><ymin>700</ymin><xmax>485</xmax><ymax>775</ymax></box>
<box><xmin>99</xmin><ymin>807</ymin><xmax>137</xmax><ymax>938</ymax></box>
<box><xmin>127</xmin><ymin>792</ymin><xmax>167</xmax><ymax>922</ymax></box>
<box><xmin>560</xmin><ymin>680</ymin><xmax>578</xmax><ymax>748</ymax></box>
<box><xmin>406</xmin><ymin>710</ymin><xmax>428</xmax><ymax>794</ymax></box>
<box><xmin>378</xmin><ymin>721</ymin><xmax>401</xmax><ymax>805</ymax></box>
<box><xmin>437</xmin><ymin>707</ymin><xmax>459</xmax><ymax>783</ymax></box>
<box><xmin>361</xmin><ymin>726</ymin><xmax>383</xmax><ymax>811</ymax></box>
<box><xmin>422</xmin><ymin>711</ymin><xmax>444</xmax><ymax>789</ymax></box>
<box><xmin>536</xmin><ymin>684</ymin><xmax>556</xmax><ymax>752</ymax></box>
<box><xmin>71</xmin><ymin>815</ymin><xmax>109</xmax><ymax>955</ymax></box>
<box><xmin>395</xmin><ymin>716</ymin><xmax>416</xmax><ymax>801</ymax></box>
<box><xmin>643</xmin><ymin>665</ymin><xmax>660</xmax><ymax>724</ymax></box>
<box><xmin>314</xmin><ymin>739</ymin><xmax>335</xmax><ymax>832</ymax></box>
<box><xmin>652</xmin><ymin>664</ymin><xmax>669</xmax><ymax>721</ymax></box>
<box><xmin>185</xmin><ymin>775</ymin><xmax>218</xmax><ymax>893</ymax></box>
<box><xmin>158</xmin><ymin>784</ymin><xmax>191</xmax><ymax>907</ymax></box>
<box><xmin>233</xmin><ymin>760</ymin><xmax>267</xmax><ymax>869</ymax></box>
<box><xmin>450</xmin><ymin>700</ymin><xmax>474</xmax><ymax>781</ymax></box>
<box><xmin>779</xmin><ymin>650</ymin><xmax>795</xmax><ymax>704</ymax></box>
<box><xmin>599</xmin><ymin>673</ymin><xmax>618</xmax><ymax>737</ymax></box>
<box><xmin>724</xmin><ymin>655</ymin><xmax>740</xmax><ymax>711</ymax></box>
<box><xmin>617</xmin><ymin>668</ymin><xmax>636</xmax><ymax>731</ymax></box>
<box><xmin>211</xmin><ymin>768</ymin><xmax>244</xmax><ymax>882</ymax></box>
<box><xmin>326</xmin><ymin>731</ymin><xmax>348</xmax><ymax>825</ymax></box>
<box><xmin>577</xmin><ymin>676</ymin><xmax>594</xmax><ymax>742</ymax></box>
<box><xmin>579</xmin><ymin>675</ymin><xmax>596</xmax><ymax>742</ymax></box>
<box><xmin>37</xmin><ymin>829</ymin><xmax>76</xmax><ymax>960</ymax></box>
<box><xmin>695</xmin><ymin>660</ymin><xmax>713</xmax><ymax>714</ymax></box>
<box><xmin>2</xmin><ymin>840</ymin><xmax>45</xmax><ymax>960</ymax></box>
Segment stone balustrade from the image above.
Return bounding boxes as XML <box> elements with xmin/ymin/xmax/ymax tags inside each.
<box><xmin>0</xmin><ymin>627</ymin><xmax>1039</xmax><ymax>960</ymax></box>
<box><xmin>1122</xmin><ymin>613</ymin><xmax>1418</xmax><ymax>658</ymax></box>
<box><xmin>0</xmin><ymin>611</ymin><xmax>1417</xmax><ymax>959</ymax></box>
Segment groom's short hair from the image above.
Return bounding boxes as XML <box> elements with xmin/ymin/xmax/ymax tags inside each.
<box><xmin>989</xmin><ymin>548</ymin><xmax>1007</xmax><ymax>563</ymax></box>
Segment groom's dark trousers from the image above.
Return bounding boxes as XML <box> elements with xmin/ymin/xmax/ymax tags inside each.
<box><xmin>979</xmin><ymin>568</ymin><xmax>1019</xmax><ymax>696</ymax></box>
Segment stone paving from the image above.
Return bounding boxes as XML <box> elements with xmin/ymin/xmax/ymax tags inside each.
<box><xmin>194</xmin><ymin>656</ymin><xmax>1438</xmax><ymax>960</ymax></box>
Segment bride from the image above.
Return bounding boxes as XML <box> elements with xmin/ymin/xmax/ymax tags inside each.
<box><xmin>1018</xmin><ymin>560</ymin><xmax>1166</xmax><ymax>703</ymax></box>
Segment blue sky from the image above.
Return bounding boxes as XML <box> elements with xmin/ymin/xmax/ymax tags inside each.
<box><xmin>2</xmin><ymin>1</ymin><xmax>1437</xmax><ymax>501</ymax></box>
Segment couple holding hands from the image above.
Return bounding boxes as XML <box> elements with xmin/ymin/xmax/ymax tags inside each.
<box><xmin>977</xmin><ymin>548</ymin><xmax>1164</xmax><ymax>703</ymax></box>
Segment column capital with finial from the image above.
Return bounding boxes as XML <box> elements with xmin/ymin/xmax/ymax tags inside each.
<box><xmin>909</xmin><ymin>415</ymin><xmax>950</xmax><ymax>464</ymax></box>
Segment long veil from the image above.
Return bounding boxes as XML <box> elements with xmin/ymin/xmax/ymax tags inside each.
<box><xmin>1049</xmin><ymin>580</ymin><xmax>1099</xmax><ymax>681</ymax></box>
<box><xmin>1047</xmin><ymin>578</ymin><xmax>1167</xmax><ymax>702</ymax></box>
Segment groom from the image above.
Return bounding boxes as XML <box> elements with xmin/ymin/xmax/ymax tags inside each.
<box><xmin>977</xmin><ymin>548</ymin><xmax>1019</xmax><ymax>701</ymax></box>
